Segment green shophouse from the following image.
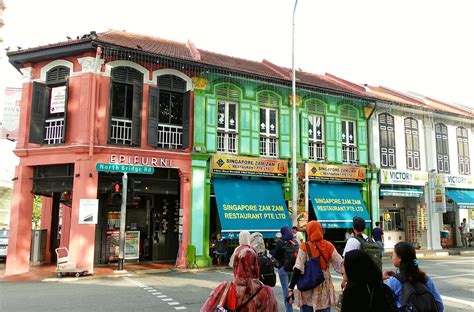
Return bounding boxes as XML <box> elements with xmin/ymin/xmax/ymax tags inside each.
<box><xmin>189</xmin><ymin>62</ymin><xmax>375</xmax><ymax>267</ymax></box>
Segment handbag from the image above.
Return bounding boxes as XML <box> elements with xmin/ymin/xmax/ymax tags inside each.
<box><xmin>215</xmin><ymin>282</ymin><xmax>232</xmax><ymax>312</ymax></box>
<box><xmin>296</xmin><ymin>242</ymin><xmax>326</xmax><ymax>291</ymax></box>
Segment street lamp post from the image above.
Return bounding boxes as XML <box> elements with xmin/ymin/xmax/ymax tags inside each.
<box><xmin>291</xmin><ymin>0</ymin><xmax>298</xmax><ymax>226</ymax></box>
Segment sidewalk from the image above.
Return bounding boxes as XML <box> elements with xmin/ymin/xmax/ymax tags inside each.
<box><xmin>383</xmin><ymin>246</ymin><xmax>474</xmax><ymax>258</ymax></box>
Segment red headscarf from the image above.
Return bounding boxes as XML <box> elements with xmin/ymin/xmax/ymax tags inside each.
<box><xmin>201</xmin><ymin>245</ymin><xmax>278</xmax><ymax>312</ymax></box>
<box><xmin>300</xmin><ymin>221</ymin><xmax>335</xmax><ymax>270</ymax></box>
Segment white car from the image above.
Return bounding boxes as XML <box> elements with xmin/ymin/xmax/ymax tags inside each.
<box><xmin>0</xmin><ymin>229</ymin><xmax>8</xmax><ymax>260</ymax></box>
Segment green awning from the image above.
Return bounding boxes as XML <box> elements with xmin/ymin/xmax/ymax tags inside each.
<box><xmin>380</xmin><ymin>186</ymin><xmax>423</xmax><ymax>198</ymax></box>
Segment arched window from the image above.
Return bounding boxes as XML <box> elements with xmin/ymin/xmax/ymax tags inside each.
<box><xmin>457</xmin><ymin>127</ymin><xmax>470</xmax><ymax>175</ymax></box>
<box><xmin>307</xmin><ymin>100</ymin><xmax>325</xmax><ymax>161</ymax></box>
<box><xmin>109</xmin><ymin>66</ymin><xmax>143</xmax><ymax>146</ymax></box>
<box><xmin>216</xmin><ymin>84</ymin><xmax>239</xmax><ymax>153</ymax></box>
<box><xmin>404</xmin><ymin>118</ymin><xmax>420</xmax><ymax>170</ymax></box>
<box><xmin>435</xmin><ymin>123</ymin><xmax>450</xmax><ymax>173</ymax></box>
<box><xmin>379</xmin><ymin>113</ymin><xmax>396</xmax><ymax>168</ymax></box>
<box><xmin>258</xmin><ymin>92</ymin><xmax>279</xmax><ymax>157</ymax></box>
<box><xmin>340</xmin><ymin>105</ymin><xmax>358</xmax><ymax>164</ymax></box>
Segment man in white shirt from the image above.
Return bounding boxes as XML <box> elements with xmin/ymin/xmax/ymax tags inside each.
<box><xmin>343</xmin><ymin>216</ymin><xmax>368</xmax><ymax>257</ymax></box>
<box><xmin>292</xmin><ymin>226</ymin><xmax>304</xmax><ymax>245</ymax></box>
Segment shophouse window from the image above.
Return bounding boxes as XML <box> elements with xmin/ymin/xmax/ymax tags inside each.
<box><xmin>259</xmin><ymin>107</ymin><xmax>278</xmax><ymax>157</ymax></box>
<box><xmin>457</xmin><ymin>127</ymin><xmax>470</xmax><ymax>175</ymax></box>
<box><xmin>342</xmin><ymin>119</ymin><xmax>357</xmax><ymax>164</ymax></box>
<box><xmin>435</xmin><ymin>123</ymin><xmax>450</xmax><ymax>173</ymax></box>
<box><xmin>405</xmin><ymin>117</ymin><xmax>420</xmax><ymax>170</ymax></box>
<box><xmin>308</xmin><ymin>115</ymin><xmax>324</xmax><ymax>161</ymax></box>
<box><xmin>29</xmin><ymin>66</ymin><xmax>70</xmax><ymax>145</ymax></box>
<box><xmin>148</xmin><ymin>75</ymin><xmax>190</xmax><ymax>149</ymax></box>
<box><xmin>217</xmin><ymin>100</ymin><xmax>238</xmax><ymax>153</ymax></box>
<box><xmin>109</xmin><ymin>66</ymin><xmax>143</xmax><ymax>146</ymax></box>
<box><xmin>379</xmin><ymin>113</ymin><xmax>396</xmax><ymax>168</ymax></box>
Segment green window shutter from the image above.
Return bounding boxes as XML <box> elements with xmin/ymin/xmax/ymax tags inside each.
<box><xmin>193</xmin><ymin>91</ymin><xmax>206</xmax><ymax>149</ymax></box>
<box><xmin>206</xmin><ymin>98</ymin><xmax>217</xmax><ymax>152</ymax></box>
<box><xmin>279</xmin><ymin>106</ymin><xmax>291</xmax><ymax>158</ymax></box>
<box><xmin>358</xmin><ymin>121</ymin><xmax>368</xmax><ymax>165</ymax></box>
<box><xmin>251</xmin><ymin>104</ymin><xmax>260</xmax><ymax>156</ymax></box>
<box><xmin>239</xmin><ymin>101</ymin><xmax>251</xmax><ymax>155</ymax></box>
<box><xmin>131</xmin><ymin>81</ymin><xmax>143</xmax><ymax>146</ymax></box>
<box><xmin>325</xmin><ymin>115</ymin><xmax>336</xmax><ymax>162</ymax></box>
<box><xmin>335</xmin><ymin>116</ymin><xmax>343</xmax><ymax>163</ymax></box>
<box><xmin>300</xmin><ymin>111</ymin><xmax>309</xmax><ymax>160</ymax></box>
<box><xmin>182</xmin><ymin>91</ymin><xmax>191</xmax><ymax>149</ymax></box>
<box><xmin>29</xmin><ymin>82</ymin><xmax>49</xmax><ymax>144</ymax></box>
<box><xmin>147</xmin><ymin>87</ymin><xmax>159</xmax><ymax>147</ymax></box>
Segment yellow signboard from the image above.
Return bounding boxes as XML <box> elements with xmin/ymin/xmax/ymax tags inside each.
<box><xmin>211</xmin><ymin>155</ymin><xmax>287</xmax><ymax>177</ymax></box>
<box><xmin>307</xmin><ymin>163</ymin><xmax>366</xmax><ymax>183</ymax></box>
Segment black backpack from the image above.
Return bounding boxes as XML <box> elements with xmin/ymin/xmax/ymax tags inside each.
<box><xmin>258</xmin><ymin>254</ymin><xmax>276</xmax><ymax>287</ymax></box>
<box><xmin>282</xmin><ymin>240</ymin><xmax>299</xmax><ymax>272</ymax></box>
<box><xmin>354</xmin><ymin>236</ymin><xmax>382</xmax><ymax>270</ymax></box>
<box><xmin>395</xmin><ymin>275</ymin><xmax>439</xmax><ymax>312</ymax></box>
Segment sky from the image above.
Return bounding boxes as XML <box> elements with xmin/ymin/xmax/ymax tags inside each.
<box><xmin>1</xmin><ymin>0</ymin><xmax>473</xmax><ymax>109</ymax></box>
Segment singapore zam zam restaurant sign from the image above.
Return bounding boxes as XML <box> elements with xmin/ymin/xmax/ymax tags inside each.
<box><xmin>109</xmin><ymin>154</ymin><xmax>173</xmax><ymax>167</ymax></box>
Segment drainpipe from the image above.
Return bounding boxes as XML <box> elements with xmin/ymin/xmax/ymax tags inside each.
<box><xmin>366</xmin><ymin>102</ymin><xmax>377</xmax><ymax>230</ymax></box>
<box><xmin>89</xmin><ymin>46</ymin><xmax>102</xmax><ymax>157</ymax></box>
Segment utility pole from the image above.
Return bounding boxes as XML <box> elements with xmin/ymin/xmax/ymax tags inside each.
<box><xmin>291</xmin><ymin>0</ymin><xmax>299</xmax><ymax>226</ymax></box>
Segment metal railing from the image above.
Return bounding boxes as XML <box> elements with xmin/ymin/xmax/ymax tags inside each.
<box><xmin>309</xmin><ymin>141</ymin><xmax>324</xmax><ymax>161</ymax></box>
<box><xmin>44</xmin><ymin>117</ymin><xmax>64</xmax><ymax>144</ymax></box>
<box><xmin>343</xmin><ymin>145</ymin><xmax>358</xmax><ymax>164</ymax></box>
<box><xmin>217</xmin><ymin>131</ymin><xmax>237</xmax><ymax>153</ymax></box>
<box><xmin>260</xmin><ymin>136</ymin><xmax>278</xmax><ymax>157</ymax></box>
<box><xmin>110</xmin><ymin>117</ymin><xmax>132</xmax><ymax>145</ymax></box>
<box><xmin>157</xmin><ymin>124</ymin><xmax>183</xmax><ymax>149</ymax></box>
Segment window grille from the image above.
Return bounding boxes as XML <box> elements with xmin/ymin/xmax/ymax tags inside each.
<box><xmin>308</xmin><ymin>115</ymin><xmax>324</xmax><ymax>161</ymax></box>
<box><xmin>259</xmin><ymin>107</ymin><xmax>278</xmax><ymax>157</ymax></box>
<box><xmin>110</xmin><ymin>117</ymin><xmax>133</xmax><ymax>145</ymax></box>
<box><xmin>44</xmin><ymin>117</ymin><xmax>65</xmax><ymax>144</ymax></box>
<box><xmin>457</xmin><ymin>127</ymin><xmax>470</xmax><ymax>175</ymax></box>
<box><xmin>342</xmin><ymin>119</ymin><xmax>358</xmax><ymax>164</ymax></box>
<box><xmin>157</xmin><ymin>124</ymin><xmax>183</xmax><ymax>149</ymax></box>
<box><xmin>217</xmin><ymin>100</ymin><xmax>238</xmax><ymax>153</ymax></box>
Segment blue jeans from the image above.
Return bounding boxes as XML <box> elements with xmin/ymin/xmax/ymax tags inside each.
<box><xmin>278</xmin><ymin>266</ymin><xmax>293</xmax><ymax>312</ymax></box>
<box><xmin>375</xmin><ymin>240</ymin><xmax>384</xmax><ymax>257</ymax></box>
<box><xmin>301</xmin><ymin>306</ymin><xmax>330</xmax><ymax>312</ymax></box>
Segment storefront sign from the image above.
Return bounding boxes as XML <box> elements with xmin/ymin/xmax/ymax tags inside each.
<box><xmin>211</xmin><ymin>155</ymin><xmax>287</xmax><ymax>177</ymax></box>
<box><xmin>417</xmin><ymin>204</ymin><xmax>427</xmax><ymax>231</ymax></box>
<box><xmin>380</xmin><ymin>169</ymin><xmax>428</xmax><ymax>186</ymax></box>
<box><xmin>124</xmin><ymin>231</ymin><xmax>140</xmax><ymax>260</ymax></box>
<box><xmin>434</xmin><ymin>177</ymin><xmax>446</xmax><ymax>213</ymax></box>
<box><xmin>78</xmin><ymin>199</ymin><xmax>98</xmax><ymax>224</ymax></box>
<box><xmin>110</xmin><ymin>154</ymin><xmax>173</xmax><ymax>168</ymax></box>
<box><xmin>50</xmin><ymin>86</ymin><xmax>66</xmax><ymax>113</ymax></box>
<box><xmin>437</xmin><ymin>174</ymin><xmax>474</xmax><ymax>189</ymax></box>
<box><xmin>1</xmin><ymin>87</ymin><xmax>21</xmax><ymax>140</ymax></box>
<box><xmin>307</xmin><ymin>163</ymin><xmax>366</xmax><ymax>183</ymax></box>
<box><xmin>96</xmin><ymin>163</ymin><xmax>154</xmax><ymax>174</ymax></box>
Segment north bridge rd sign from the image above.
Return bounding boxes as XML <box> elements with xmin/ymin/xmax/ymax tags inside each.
<box><xmin>95</xmin><ymin>163</ymin><xmax>155</xmax><ymax>175</ymax></box>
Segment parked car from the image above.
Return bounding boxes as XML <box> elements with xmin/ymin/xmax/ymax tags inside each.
<box><xmin>0</xmin><ymin>229</ymin><xmax>9</xmax><ymax>260</ymax></box>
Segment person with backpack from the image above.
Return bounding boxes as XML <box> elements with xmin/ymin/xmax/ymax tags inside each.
<box><xmin>383</xmin><ymin>242</ymin><xmax>444</xmax><ymax>312</ymax></box>
<box><xmin>287</xmin><ymin>221</ymin><xmax>343</xmax><ymax>312</ymax></box>
<box><xmin>343</xmin><ymin>216</ymin><xmax>382</xmax><ymax>270</ymax></box>
<box><xmin>250</xmin><ymin>232</ymin><xmax>276</xmax><ymax>287</ymax></box>
<box><xmin>201</xmin><ymin>245</ymin><xmax>278</xmax><ymax>312</ymax></box>
<box><xmin>341</xmin><ymin>249</ymin><xmax>398</xmax><ymax>312</ymax></box>
<box><xmin>271</xmin><ymin>226</ymin><xmax>298</xmax><ymax>312</ymax></box>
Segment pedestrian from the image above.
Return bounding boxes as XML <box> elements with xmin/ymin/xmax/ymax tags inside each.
<box><xmin>340</xmin><ymin>249</ymin><xmax>397</xmax><ymax>312</ymax></box>
<box><xmin>287</xmin><ymin>221</ymin><xmax>343</xmax><ymax>312</ymax></box>
<box><xmin>383</xmin><ymin>242</ymin><xmax>444</xmax><ymax>312</ymax></box>
<box><xmin>459</xmin><ymin>218</ymin><xmax>469</xmax><ymax>248</ymax></box>
<box><xmin>251</xmin><ymin>232</ymin><xmax>276</xmax><ymax>287</ymax></box>
<box><xmin>343</xmin><ymin>216</ymin><xmax>368</xmax><ymax>256</ymax></box>
<box><xmin>372</xmin><ymin>221</ymin><xmax>385</xmax><ymax>257</ymax></box>
<box><xmin>270</xmin><ymin>226</ymin><xmax>298</xmax><ymax>312</ymax></box>
<box><xmin>293</xmin><ymin>226</ymin><xmax>304</xmax><ymax>245</ymax></box>
<box><xmin>200</xmin><ymin>245</ymin><xmax>278</xmax><ymax>312</ymax></box>
<box><xmin>214</xmin><ymin>233</ymin><xmax>228</xmax><ymax>265</ymax></box>
<box><xmin>344</xmin><ymin>228</ymin><xmax>354</xmax><ymax>241</ymax></box>
<box><xmin>229</xmin><ymin>230</ymin><xmax>251</xmax><ymax>268</ymax></box>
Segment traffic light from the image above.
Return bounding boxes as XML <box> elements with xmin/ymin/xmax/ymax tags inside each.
<box><xmin>111</xmin><ymin>182</ymin><xmax>123</xmax><ymax>205</ymax></box>
<box><xmin>112</xmin><ymin>182</ymin><xmax>122</xmax><ymax>193</ymax></box>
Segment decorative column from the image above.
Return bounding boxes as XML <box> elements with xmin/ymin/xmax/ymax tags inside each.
<box><xmin>5</xmin><ymin>165</ymin><xmax>34</xmax><ymax>275</ymax></box>
<box><xmin>176</xmin><ymin>170</ymin><xmax>191</xmax><ymax>268</ymax></box>
<box><xmin>191</xmin><ymin>77</ymin><xmax>208</xmax><ymax>153</ymax></box>
<box><xmin>369</xmin><ymin>167</ymin><xmax>380</xmax><ymax>227</ymax></box>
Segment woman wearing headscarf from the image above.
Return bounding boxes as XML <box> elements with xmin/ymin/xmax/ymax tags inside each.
<box><xmin>201</xmin><ymin>245</ymin><xmax>278</xmax><ymax>312</ymax></box>
<box><xmin>288</xmin><ymin>221</ymin><xmax>343</xmax><ymax>312</ymax></box>
<box><xmin>229</xmin><ymin>230</ymin><xmax>251</xmax><ymax>268</ymax></box>
<box><xmin>341</xmin><ymin>249</ymin><xmax>397</xmax><ymax>312</ymax></box>
<box><xmin>251</xmin><ymin>232</ymin><xmax>276</xmax><ymax>287</ymax></box>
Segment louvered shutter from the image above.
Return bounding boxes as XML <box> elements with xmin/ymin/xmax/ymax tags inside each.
<box><xmin>251</xmin><ymin>103</ymin><xmax>260</xmax><ymax>156</ymax></box>
<box><xmin>61</xmin><ymin>78</ymin><xmax>70</xmax><ymax>144</ymax></box>
<box><xmin>279</xmin><ymin>106</ymin><xmax>291</xmax><ymax>158</ymax></box>
<box><xmin>181</xmin><ymin>91</ymin><xmax>191</xmax><ymax>149</ymax></box>
<box><xmin>300</xmin><ymin>111</ymin><xmax>309</xmax><ymax>160</ymax></box>
<box><xmin>206</xmin><ymin>98</ymin><xmax>217</xmax><ymax>152</ymax></box>
<box><xmin>239</xmin><ymin>101</ymin><xmax>251</xmax><ymax>155</ymax></box>
<box><xmin>29</xmin><ymin>82</ymin><xmax>49</xmax><ymax>144</ymax></box>
<box><xmin>131</xmin><ymin>81</ymin><xmax>143</xmax><ymax>146</ymax></box>
<box><xmin>358</xmin><ymin>121</ymin><xmax>368</xmax><ymax>165</ymax></box>
<box><xmin>147</xmin><ymin>87</ymin><xmax>159</xmax><ymax>147</ymax></box>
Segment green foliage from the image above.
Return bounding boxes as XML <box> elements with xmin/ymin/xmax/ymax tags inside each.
<box><xmin>32</xmin><ymin>195</ymin><xmax>42</xmax><ymax>229</ymax></box>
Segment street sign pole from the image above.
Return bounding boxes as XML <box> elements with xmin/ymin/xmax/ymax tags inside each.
<box><xmin>118</xmin><ymin>172</ymin><xmax>128</xmax><ymax>271</ymax></box>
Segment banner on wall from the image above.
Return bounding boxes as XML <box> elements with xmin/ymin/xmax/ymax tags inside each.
<box><xmin>50</xmin><ymin>86</ymin><xmax>66</xmax><ymax>114</ymax></box>
<box><xmin>306</xmin><ymin>163</ymin><xmax>366</xmax><ymax>183</ymax></box>
<box><xmin>434</xmin><ymin>177</ymin><xmax>446</xmax><ymax>213</ymax></box>
<box><xmin>380</xmin><ymin>169</ymin><xmax>428</xmax><ymax>186</ymax></box>
<box><xmin>437</xmin><ymin>174</ymin><xmax>474</xmax><ymax>189</ymax></box>
<box><xmin>211</xmin><ymin>155</ymin><xmax>287</xmax><ymax>177</ymax></box>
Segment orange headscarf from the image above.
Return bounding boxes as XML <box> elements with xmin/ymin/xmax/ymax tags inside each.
<box><xmin>300</xmin><ymin>221</ymin><xmax>335</xmax><ymax>270</ymax></box>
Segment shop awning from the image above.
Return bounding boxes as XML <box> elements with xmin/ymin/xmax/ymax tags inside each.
<box><xmin>380</xmin><ymin>186</ymin><xmax>424</xmax><ymax>198</ymax></box>
<box><xmin>213</xmin><ymin>178</ymin><xmax>292</xmax><ymax>239</ymax></box>
<box><xmin>309</xmin><ymin>183</ymin><xmax>370</xmax><ymax>228</ymax></box>
<box><xmin>446</xmin><ymin>189</ymin><xmax>474</xmax><ymax>209</ymax></box>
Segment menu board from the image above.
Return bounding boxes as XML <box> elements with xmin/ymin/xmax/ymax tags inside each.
<box><xmin>106</xmin><ymin>230</ymin><xmax>120</xmax><ymax>262</ymax></box>
<box><xmin>407</xmin><ymin>216</ymin><xmax>418</xmax><ymax>243</ymax></box>
<box><xmin>124</xmin><ymin>231</ymin><xmax>140</xmax><ymax>260</ymax></box>
<box><xmin>417</xmin><ymin>204</ymin><xmax>427</xmax><ymax>231</ymax></box>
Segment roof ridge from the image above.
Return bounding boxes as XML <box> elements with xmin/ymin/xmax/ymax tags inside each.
<box><xmin>261</xmin><ymin>59</ymin><xmax>292</xmax><ymax>80</ymax></box>
<box><xmin>103</xmin><ymin>30</ymin><xmax>188</xmax><ymax>47</ymax></box>
<box><xmin>186</xmin><ymin>39</ymin><xmax>201</xmax><ymax>61</ymax></box>
<box><xmin>324</xmin><ymin>73</ymin><xmax>367</xmax><ymax>93</ymax></box>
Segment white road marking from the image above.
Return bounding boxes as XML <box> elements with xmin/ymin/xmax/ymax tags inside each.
<box><xmin>152</xmin><ymin>292</ymin><xmax>162</xmax><ymax>295</ymax></box>
<box><xmin>147</xmin><ymin>289</ymin><xmax>156</xmax><ymax>292</ymax></box>
<box><xmin>174</xmin><ymin>307</ymin><xmax>187</xmax><ymax>310</ymax></box>
<box><xmin>162</xmin><ymin>298</ymin><xmax>173</xmax><ymax>301</ymax></box>
<box><xmin>168</xmin><ymin>302</ymin><xmax>180</xmax><ymax>305</ymax></box>
<box><xmin>441</xmin><ymin>295</ymin><xmax>474</xmax><ymax>308</ymax></box>
<box><xmin>157</xmin><ymin>295</ymin><xmax>167</xmax><ymax>298</ymax></box>
<box><xmin>431</xmin><ymin>273</ymin><xmax>474</xmax><ymax>280</ymax></box>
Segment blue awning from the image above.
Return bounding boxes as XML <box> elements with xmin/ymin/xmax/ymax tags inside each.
<box><xmin>309</xmin><ymin>183</ymin><xmax>370</xmax><ymax>228</ymax></box>
<box><xmin>380</xmin><ymin>186</ymin><xmax>424</xmax><ymax>198</ymax></box>
<box><xmin>213</xmin><ymin>178</ymin><xmax>292</xmax><ymax>239</ymax></box>
<box><xmin>446</xmin><ymin>189</ymin><xmax>474</xmax><ymax>209</ymax></box>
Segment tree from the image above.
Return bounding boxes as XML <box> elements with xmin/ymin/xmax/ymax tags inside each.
<box><xmin>32</xmin><ymin>195</ymin><xmax>42</xmax><ymax>229</ymax></box>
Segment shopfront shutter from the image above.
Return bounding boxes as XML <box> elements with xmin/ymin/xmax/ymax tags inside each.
<box><xmin>61</xmin><ymin>78</ymin><xmax>70</xmax><ymax>144</ymax></box>
<box><xmin>29</xmin><ymin>82</ymin><xmax>49</xmax><ymax>144</ymax></box>
<box><xmin>131</xmin><ymin>81</ymin><xmax>143</xmax><ymax>146</ymax></box>
<box><xmin>300</xmin><ymin>111</ymin><xmax>309</xmax><ymax>160</ymax></box>
<box><xmin>279</xmin><ymin>106</ymin><xmax>291</xmax><ymax>158</ymax></box>
<box><xmin>206</xmin><ymin>97</ymin><xmax>217</xmax><ymax>152</ymax></box>
<box><xmin>239</xmin><ymin>101</ymin><xmax>251</xmax><ymax>155</ymax></box>
<box><xmin>182</xmin><ymin>91</ymin><xmax>191</xmax><ymax>149</ymax></box>
<box><xmin>147</xmin><ymin>87</ymin><xmax>159</xmax><ymax>147</ymax></box>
